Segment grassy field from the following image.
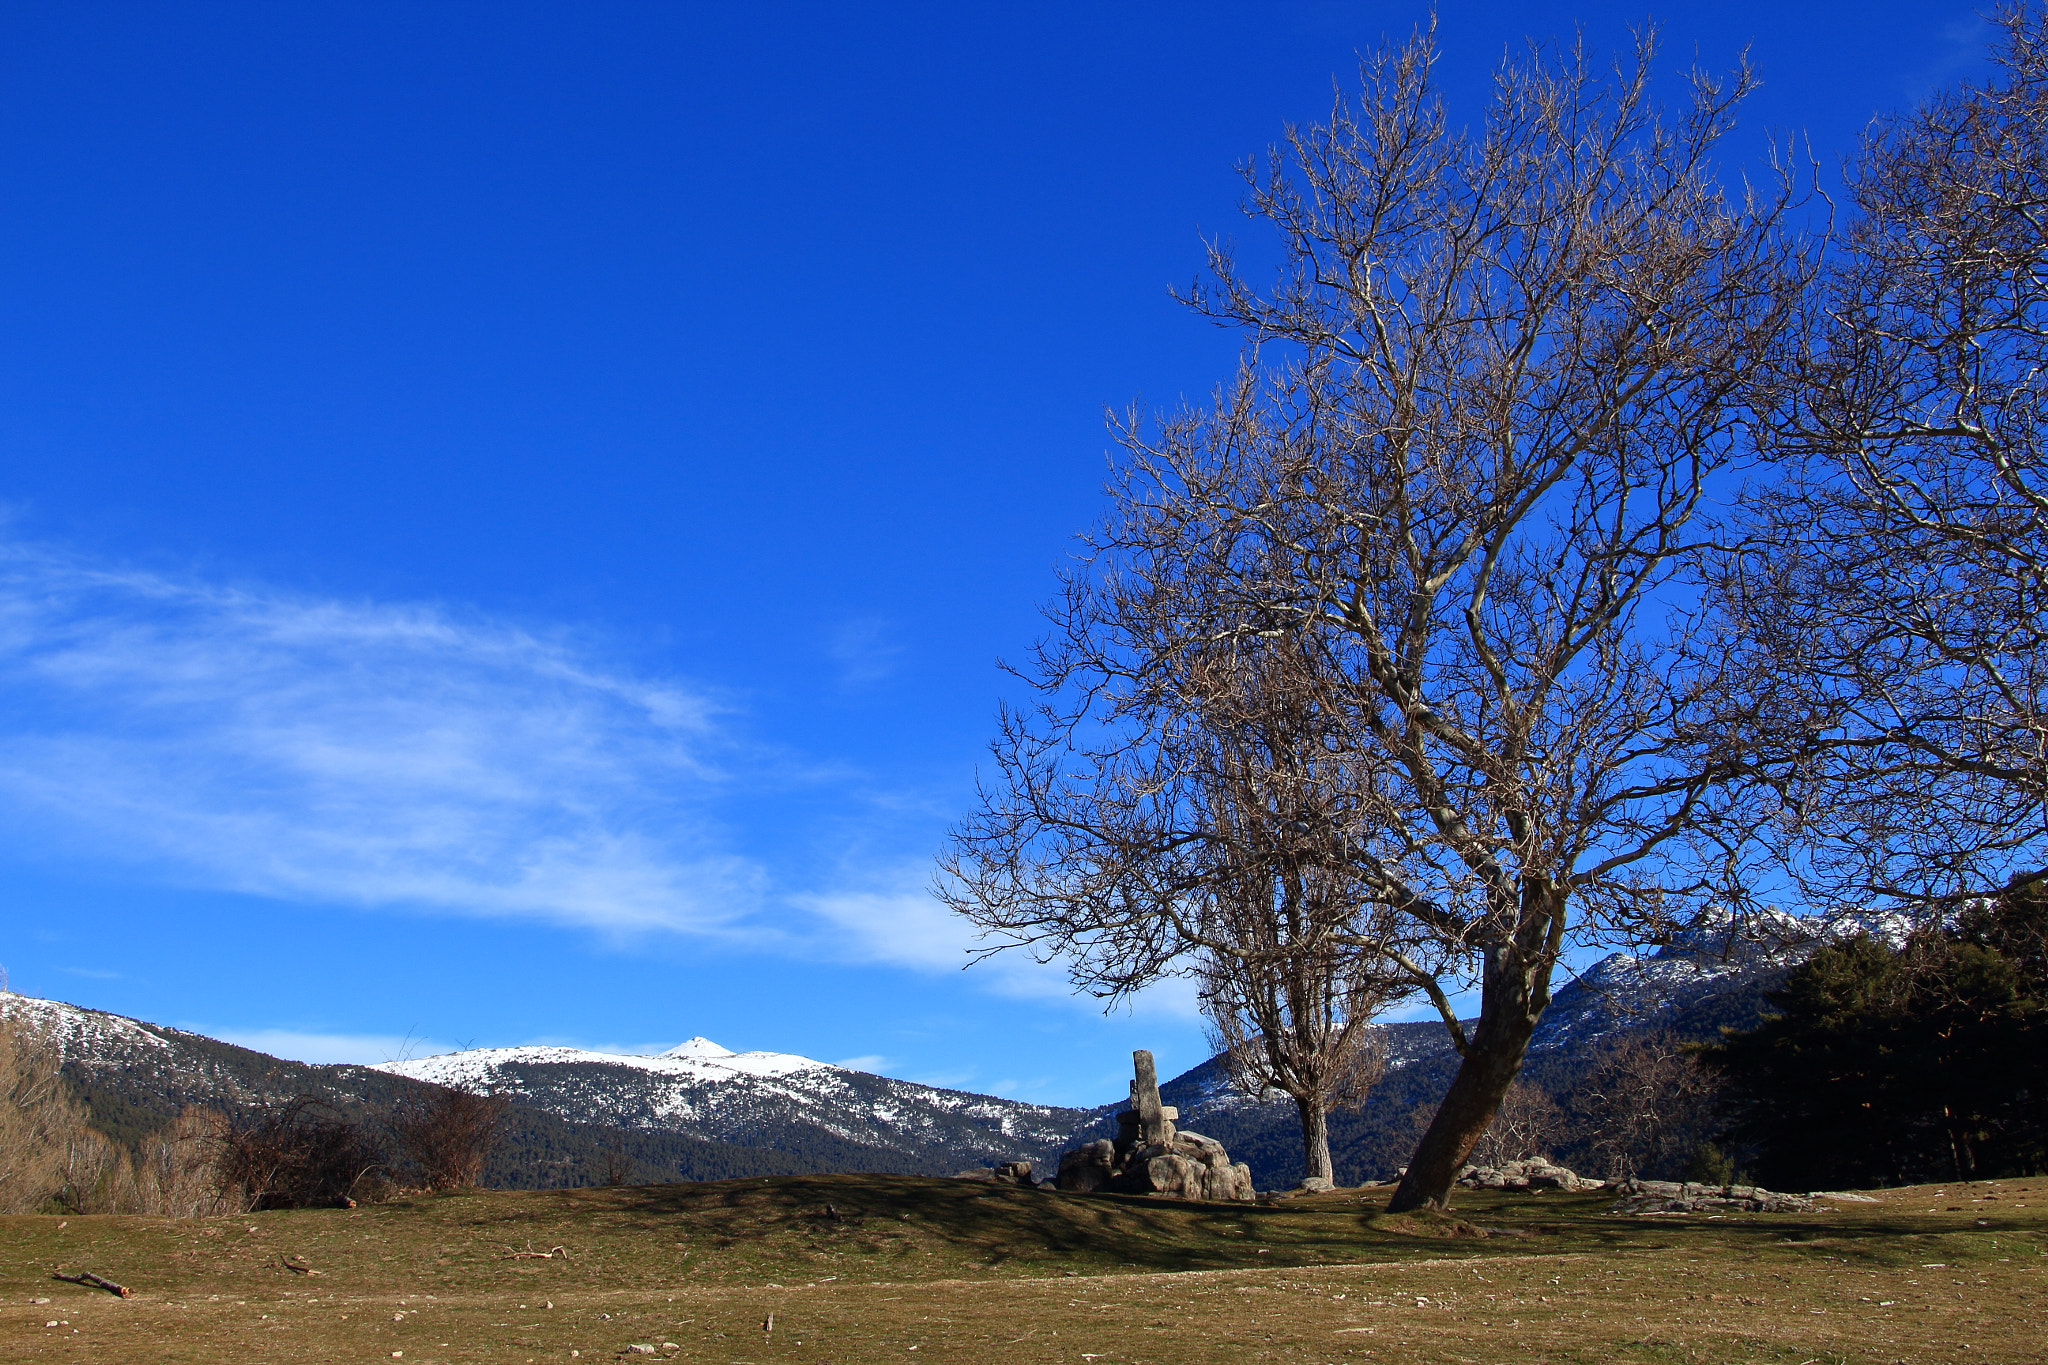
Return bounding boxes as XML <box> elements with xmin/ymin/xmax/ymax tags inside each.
<box><xmin>3</xmin><ymin>1173</ymin><xmax>2043</xmax><ymax>1364</ymax></box>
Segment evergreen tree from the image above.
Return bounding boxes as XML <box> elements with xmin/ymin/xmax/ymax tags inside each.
<box><xmin>1704</xmin><ymin>885</ymin><xmax>2048</xmax><ymax>1187</ymax></box>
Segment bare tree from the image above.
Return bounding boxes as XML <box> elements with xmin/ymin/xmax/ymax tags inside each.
<box><xmin>951</xmin><ymin>569</ymin><xmax>1416</xmax><ymax>1185</ymax></box>
<box><xmin>1201</xmin><ymin>954</ymin><xmax>1392</xmax><ymax>1186</ymax></box>
<box><xmin>134</xmin><ymin>1107</ymin><xmax>239</xmax><ymax>1218</ymax></box>
<box><xmin>1470</xmin><ymin>1080</ymin><xmax>1567</xmax><ymax>1168</ymax></box>
<box><xmin>0</xmin><ymin>1017</ymin><xmax>82</xmax><ymax>1214</ymax></box>
<box><xmin>1185</xmin><ymin>633</ymin><xmax>1408</xmax><ymax>1186</ymax></box>
<box><xmin>597</xmin><ymin>1131</ymin><xmax>640</xmax><ymax>1187</ymax></box>
<box><xmin>389</xmin><ymin>1083</ymin><xmax>507</xmax><ymax>1190</ymax></box>
<box><xmin>942</xmin><ymin>23</ymin><xmax>1806</xmax><ymax>1211</ymax></box>
<box><xmin>1720</xmin><ymin>5</ymin><xmax>2048</xmax><ymax>909</ymax></box>
<box><xmin>1568</xmin><ymin>1030</ymin><xmax>1717</xmax><ymax>1180</ymax></box>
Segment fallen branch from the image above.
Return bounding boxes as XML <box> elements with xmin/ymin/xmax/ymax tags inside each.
<box><xmin>279</xmin><ymin>1255</ymin><xmax>320</xmax><ymax>1275</ymax></box>
<box><xmin>52</xmin><ymin>1271</ymin><xmax>129</xmax><ymax>1298</ymax></box>
<box><xmin>501</xmin><ymin>1242</ymin><xmax>570</xmax><ymax>1261</ymax></box>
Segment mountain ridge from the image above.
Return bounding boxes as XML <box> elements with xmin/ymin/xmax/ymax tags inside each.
<box><xmin>4</xmin><ymin>911</ymin><xmax>1897</xmax><ymax>1189</ymax></box>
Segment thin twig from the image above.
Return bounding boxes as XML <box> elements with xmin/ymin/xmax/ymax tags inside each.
<box><xmin>500</xmin><ymin>1241</ymin><xmax>570</xmax><ymax>1260</ymax></box>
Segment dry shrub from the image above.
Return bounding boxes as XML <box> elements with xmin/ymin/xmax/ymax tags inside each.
<box><xmin>53</xmin><ymin>1123</ymin><xmax>140</xmax><ymax>1214</ymax></box>
<box><xmin>0</xmin><ymin>1017</ymin><xmax>84</xmax><ymax>1212</ymax></box>
<box><xmin>1570</xmin><ymin>1030</ymin><xmax>1718</xmax><ymax>1181</ymax></box>
<box><xmin>214</xmin><ymin>1097</ymin><xmax>391</xmax><ymax>1209</ymax></box>
<box><xmin>134</xmin><ymin>1108</ymin><xmax>240</xmax><ymax>1218</ymax></box>
<box><xmin>1470</xmin><ymin>1081</ymin><xmax>1567</xmax><ymax>1168</ymax></box>
<box><xmin>389</xmin><ymin>1084</ymin><xmax>507</xmax><ymax>1190</ymax></box>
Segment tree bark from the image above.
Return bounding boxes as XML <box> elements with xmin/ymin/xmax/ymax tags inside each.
<box><xmin>1296</xmin><ymin>1093</ymin><xmax>1333</xmax><ymax>1183</ymax></box>
<box><xmin>1387</xmin><ymin>880</ymin><xmax>1564</xmax><ymax>1212</ymax></box>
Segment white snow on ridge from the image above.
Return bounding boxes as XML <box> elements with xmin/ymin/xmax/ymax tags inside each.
<box><xmin>0</xmin><ymin>990</ymin><xmax>175</xmax><ymax>1060</ymax></box>
<box><xmin>662</xmin><ymin>1036</ymin><xmax>735</xmax><ymax>1060</ymax></box>
<box><xmin>373</xmin><ymin>1037</ymin><xmax>834</xmax><ymax>1090</ymax></box>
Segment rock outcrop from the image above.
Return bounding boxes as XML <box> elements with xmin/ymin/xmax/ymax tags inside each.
<box><xmin>1053</xmin><ymin>1050</ymin><xmax>1254</xmax><ymax>1202</ymax></box>
<box><xmin>1456</xmin><ymin>1158</ymin><xmax>1601</xmax><ymax>1192</ymax></box>
<box><xmin>953</xmin><ymin>1160</ymin><xmax>1039</xmax><ymax>1186</ymax></box>
<box><xmin>1607</xmin><ymin>1178</ymin><xmax>1815</xmax><ymax>1214</ymax></box>
<box><xmin>1057</xmin><ymin>1130</ymin><xmax>1254</xmax><ymax>1201</ymax></box>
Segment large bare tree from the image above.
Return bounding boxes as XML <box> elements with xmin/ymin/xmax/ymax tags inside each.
<box><xmin>1717</xmin><ymin>5</ymin><xmax>2048</xmax><ymax>910</ymax></box>
<box><xmin>942</xmin><ymin>25</ymin><xmax>1805</xmax><ymax>1211</ymax></box>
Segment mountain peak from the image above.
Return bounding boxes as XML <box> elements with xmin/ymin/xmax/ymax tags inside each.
<box><xmin>662</xmin><ymin>1037</ymin><xmax>736</xmax><ymax>1060</ymax></box>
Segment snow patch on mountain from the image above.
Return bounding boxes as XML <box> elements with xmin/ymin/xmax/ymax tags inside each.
<box><xmin>0</xmin><ymin>990</ymin><xmax>178</xmax><ymax>1060</ymax></box>
<box><xmin>1531</xmin><ymin>907</ymin><xmax>1917</xmax><ymax>1051</ymax></box>
<box><xmin>373</xmin><ymin>1038</ymin><xmax>1087</xmax><ymax>1167</ymax></box>
<box><xmin>377</xmin><ymin>1038</ymin><xmax>830</xmax><ymax>1091</ymax></box>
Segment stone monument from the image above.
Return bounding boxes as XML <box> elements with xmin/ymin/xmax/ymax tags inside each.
<box><xmin>1055</xmin><ymin>1049</ymin><xmax>1254</xmax><ymax>1201</ymax></box>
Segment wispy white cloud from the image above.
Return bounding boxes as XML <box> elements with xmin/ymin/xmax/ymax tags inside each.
<box><xmin>0</xmin><ymin>536</ymin><xmax>1197</xmax><ymax>1031</ymax></box>
<box><xmin>832</xmin><ymin>1053</ymin><xmax>891</xmax><ymax>1072</ymax></box>
<box><xmin>0</xmin><ymin>538</ymin><xmax>759</xmax><ymax>935</ymax></box>
<box><xmin>57</xmin><ymin>966</ymin><xmax>122</xmax><ymax>980</ymax></box>
<box><xmin>825</xmin><ymin>616</ymin><xmax>902</xmax><ymax>687</ymax></box>
<box><xmin>205</xmin><ymin>1027</ymin><xmax>457</xmax><ymax>1066</ymax></box>
<box><xmin>794</xmin><ymin>871</ymin><xmax>1203</xmax><ymax>1018</ymax></box>
<box><xmin>1904</xmin><ymin>12</ymin><xmax>1995</xmax><ymax>105</ymax></box>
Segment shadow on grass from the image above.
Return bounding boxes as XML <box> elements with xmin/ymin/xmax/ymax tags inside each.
<box><xmin>376</xmin><ymin>1174</ymin><xmax>2040</xmax><ymax>1283</ymax></box>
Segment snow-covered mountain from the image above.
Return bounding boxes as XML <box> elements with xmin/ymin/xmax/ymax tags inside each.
<box><xmin>4</xmin><ymin>906</ymin><xmax>1914</xmax><ymax>1190</ymax></box>
<box><xmin>373</xmin><ymin>1037</ymin><xmax>1089</xmax><ymax>1170</ymax></box>
<box><xmin>1527</xmin><ymin>907</ymin><xmax>1913</xmax><ymax>1055</ymax></box>
<box><xmin>0</xmin><ymin>992</ymin><xmax>1089</xmax><ymax>1179</ymax></box>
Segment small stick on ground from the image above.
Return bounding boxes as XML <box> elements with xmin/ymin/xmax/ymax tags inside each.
<box><xmin>501</xmin><ymin>1242</ymin><xmax>570</xmax><ymax>1260</ymax></box>
<box><xmin>53</xmin><ymin>1271</ymin><xmax>129</xmax><ymax>1298</ymax></box>
<box><xmin>279</xmin><ymin>1254</ymin><xmax>319</xmax><ymax>1275</ymax></box>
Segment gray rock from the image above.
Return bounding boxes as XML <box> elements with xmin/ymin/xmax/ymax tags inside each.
<box><xmin>1455</xmin><ymin>1159</ymin><xmax>1600</xmax><ymax>1192</ymax></box>
<box><xmin>1055</xmin><ymin>1139</ymin><xmax>1116</xmax><ymax>1194</ymax></box>
<box><xmin>1296</xmin><ymin>1176</ymin><xmax>1337</xmax><ymax>1193</ymax></box>
<box><xmin>1051</xmin><ymin>1053</ymin><xmax>1253</xmax><ymax>1201</ymax></box>
<box><xmin>1608</xmin><ymin>1178</ymin><xmax>1815</xmax><ymax>1215</ymax></box>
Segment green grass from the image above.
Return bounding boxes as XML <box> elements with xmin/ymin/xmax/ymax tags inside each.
<box><xmin>4</xmin><ymin>1173</ymin><xmax>2044</xmax><ymax>1363</ymax></box>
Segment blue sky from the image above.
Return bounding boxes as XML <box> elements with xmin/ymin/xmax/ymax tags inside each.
<box><xmin>0</xmin><ymin>1</ymin><xmax>1991</xmax><ymax>1106</ymax></box>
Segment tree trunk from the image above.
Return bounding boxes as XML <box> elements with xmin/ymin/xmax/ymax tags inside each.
<box><xmin>1296</xmin><ymin>1093</ymin><xmax>1333</xmax><ymax>1183</ymax></box>
<box><xmin>1386</xmin><ymin>878</ymin><xmax>1565</xmax><ymax>1213</ymax></box>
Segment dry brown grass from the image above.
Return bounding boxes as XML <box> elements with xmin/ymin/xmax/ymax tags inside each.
<box><xmin>2</xmin><ymin>1172</ymin><xmax>2043</xmax><ymax>1363</ymax></box>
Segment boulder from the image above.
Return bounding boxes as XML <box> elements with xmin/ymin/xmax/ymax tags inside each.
<box><xmin>954</xmin><ymin>1159</ymin><xmax>1042</xmax><ymax>1187</ymax></box>
<box><xmin>1052</xmin><ymin>1051</ymin><xmax>1255</xmax><ymax>1202</ymax></box>
<box><xmin>1055</xmin><ymin>1140</ymin><xmax>1116</xmax><ymax>1195</ymax></box>
<box><xmin>1455</xmin><ymin>1159</ymin><xmax>1600</xmax><ymax>1192</ymax></box>
<box><xmin>1607</xmin><ymin>1178</ymin><xmax>1815</xmax><ymax>1215</ymax></box>
<box><xmin>1296</xmin><ymin>1176</ymin><xmax>1337</xmax><ymax>1194</ymax></box>
<box><xmin>1053</xmin><ymin>1129</ymin><xmax>1252</xmax><ymax>1201</ymax></box>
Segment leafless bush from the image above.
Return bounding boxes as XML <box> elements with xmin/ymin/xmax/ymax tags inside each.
<box><xmin>134</xmin><ymin>1108</ymin><xmax>239</xmax><ymax>1218</ymax></box>
<box><xmin>54</xmin><ymin>1124</ymin><xmax>142</xmax><ymax>1214</ymax></box>
<box><xmin>0</xmin><ymin>1016</ymin><xmax>109</xmax><ymax>1214</ymax></box>
<box><xmin>1569</xmin><ymin>1031</ymin><xmax>1718</xmax><ymax>1180</ymax></box>
<box><xmin>1470</xmin><ymin>1081</ymin><xmax>1567</xmax><ymax>1168</ymax></box>
<box><xmin>213</xmin><ymin>1097</ymin><xmax>391</xmax><ymax>1210</ymax></box>
<box><xmin>597</xmin><ymin>1133</ymin><xmax>640</xmax><ymax>1187</ymax></box>
<box><xmin>389</xmin><ymin>1084</ymin><xmax>507</xmax><ymax>1190</ymax></box>
<box><xmin>0</xmin><ymin>1018</ymin><xmax>70</xmax><ymax>1213</ymax></box>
